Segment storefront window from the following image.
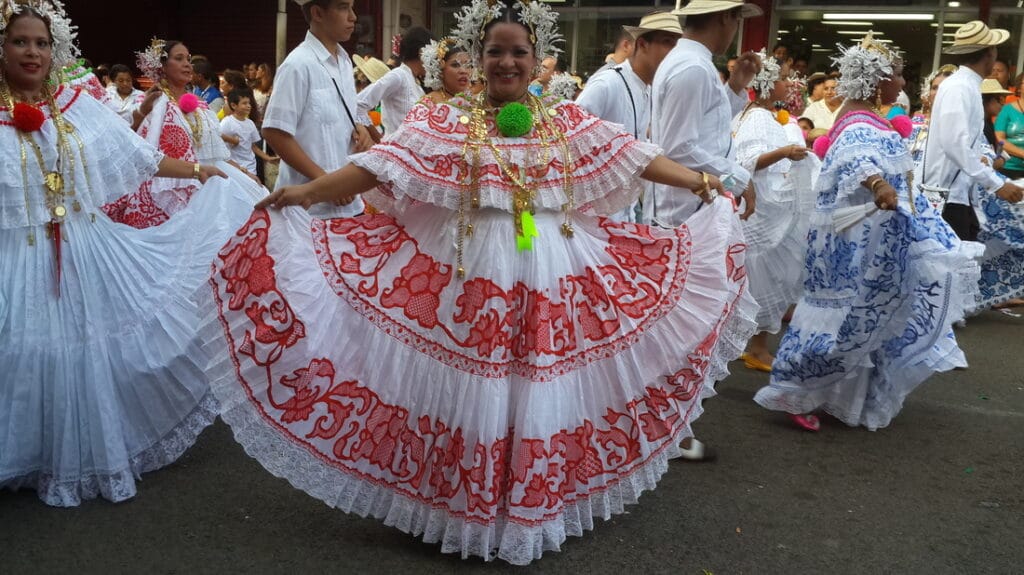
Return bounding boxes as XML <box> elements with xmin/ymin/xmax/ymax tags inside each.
<box><xmin>574</xmin><ymin>15</ymin><xmax>640</xmax><ymax>76</ymax></box>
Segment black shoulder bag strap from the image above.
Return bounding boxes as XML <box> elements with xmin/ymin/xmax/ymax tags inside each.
<box><xmin>613</xmin><ymin>66</ymin><xmax>639</xmax><ymax>139</ymax></box>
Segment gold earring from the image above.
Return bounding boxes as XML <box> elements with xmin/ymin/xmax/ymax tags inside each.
<box><xmin>875</xmin><ymin>87</ymin><xmax>883</xmax><ymax>110</ymax></box>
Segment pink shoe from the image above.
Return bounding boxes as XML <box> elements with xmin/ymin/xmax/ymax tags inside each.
<box><xmin>788</xmin><ymin>413</ymin><xmax>820</xmax><ymax>432</ymax></box>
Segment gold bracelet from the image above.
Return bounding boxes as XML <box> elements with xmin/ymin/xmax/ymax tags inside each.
<box><xmin>699</xmin><ymin>171</ymin><xmax>710</xmax><ymax>195</ymax></box>
<box><xmin>192</xmin><ymin>163</ymin><xmax>201</xmax><ymax>180</ymax></box>
<box><xmin>869</xmin><ymin>177</ymin><xmax>885</xmax><ymax>193</ymax></box>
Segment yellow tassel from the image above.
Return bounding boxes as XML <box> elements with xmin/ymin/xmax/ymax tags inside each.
<box><xmin>516</xmin><ymin>211</ymin><xmax>539</xmax><ymax>252</ymax></box>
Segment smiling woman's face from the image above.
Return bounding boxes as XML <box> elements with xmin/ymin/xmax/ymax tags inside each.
<box><xmin>2</xmin><ymin>14</ymin><xmax>52</xmax><ymax>95</ymax></box>
<box><xmin>481</xmin><ymin>22</ymin><xmax>536</xmax><ymax>104</ymax></box>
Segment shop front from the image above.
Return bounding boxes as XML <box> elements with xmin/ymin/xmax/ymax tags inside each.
<box><xmin>768</xmin><ymin>1</ymin><xmax>1024</xmax><ymax>99</ymax></box>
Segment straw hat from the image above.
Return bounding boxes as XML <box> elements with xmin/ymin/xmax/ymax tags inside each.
<box><xmin>353</xmin><ymin>55</ymin><xmax>391</xmax><ymax>83</ymax></box>
<box><xmin>671</xmin><ymin>0</ymin><xmax>763</xmax><ymax>18</ymax></box>
<box><xmin>623</xmin><ymin>12</ymin><xmax>684</xmax><ymax>39</ymax></box>
<box><xmin>980</xmin><ymin>78</ymin><xmax>1011</xmax><ymax>95</ymax></box>
<box><xmin>942</xmin><ymin>20</ymin><xmax>1010</xmax><ymax>55</ymax></box>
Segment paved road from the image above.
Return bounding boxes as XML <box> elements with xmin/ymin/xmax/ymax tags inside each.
<box><xmin>3</xmin><ymin>311</ymin><xmax>1022</xmax><ymax>575</ymax></box>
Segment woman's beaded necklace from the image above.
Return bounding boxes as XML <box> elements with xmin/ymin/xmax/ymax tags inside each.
<box><xmin>162</xmin><ymin>81</ymin><xmax>203</xmax><ymax>145</ymax></box>
<box><xmin>1</xmin><ymin>82</ymin><xmax>94</xmax><ymax>294</ymax></box>
<box><xmin>454</xmin><ymin>91</ymin><xmax>575</xmax><ymax>279</ymax></box>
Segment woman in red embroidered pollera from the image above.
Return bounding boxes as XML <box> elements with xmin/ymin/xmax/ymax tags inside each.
<box><xmin>199</xmin><ymin>0</ymin><xmax>757</xmax><ymax>564</ymax></box>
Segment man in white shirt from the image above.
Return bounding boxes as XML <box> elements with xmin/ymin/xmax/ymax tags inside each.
<box><xmin>800</xmin><ymin>75</ymin><xmax>841</xmax><ymax>131</ymax></box>
<box><xmin>651</xmin><ymin>0</ymin><xmax>761</xmax><ymax>230</ymax></box>
<box><xmin>593</xmin><ymin>30</ymin><xmax>634</xmax><ymax>76</ymax></box>
<box><xmin>106</xmin><ymin>63</ymin><xmax>142</xmax><ymax>123</ymax></box>
<box><xmin>356</xmin><ymin>27</ymin><xmax>433</xmax><ymax>136</ymax></box>
<box><xmin>263</xmin><ymin>0</ymin><xmax>374</xmax><ymax>219</ymax></box>
<box><xmin>923</xmin><ymin>20</ymin><xmax>1024</xmax><ymax>240</ymax></box>
<box><xmin>576</xmin><ymin>12</ymin><xmax>682</xmax><ymax>223</ymax></box>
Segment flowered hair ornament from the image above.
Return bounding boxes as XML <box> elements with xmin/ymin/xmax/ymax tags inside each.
<box><xmin>0</xmin><ymin>0</ymin><xmax>79</xmax><ymax>83</ymax></box>
<box><xmin>422</xmin><ymin>37</ymin><xmax>458</xmax><ymax>91</ymax></box>
<box><xmin>136</xmin><ymin>37</ymin><xmax>167</xmax><ymax>82</ymax></box>
<box><xmin>833</xmin><ymin>32</ymin><xmax>904</xmax><ymax>101</ymax></box>
<box><xmin>920</xmin><ymin>63</ymin><xmax>957</xmax><ymax>103</ymax></box>
<box><xmin>748</xmin><ymin>49</ymin><xmax>781</xmax><ymax>100</ymax></box>
<box><xmin>547</xmin><ymin>73</ymin><xmax>579</xmax><ymax>100</ymax></box>
<box><xmin>452</xmin><ymin>0</ymin><xmax>563</xmax><ymax>75</ymax></box>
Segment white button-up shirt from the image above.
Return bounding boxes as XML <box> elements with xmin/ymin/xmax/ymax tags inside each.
<box><xmin>263</xmin><ymin>30</ymin><xmax>364</xmax><ymax>216</ymax></box>
<box><xmin>106</xmin><ymin>87</ymin><xmax>142</xmax><ymax>123</ymax></box>
<box><xmin>356</xmin><ymin>63</ymin><xmax>424</xmax><ymax>135</ymax></box>
<box><xmin>923</xmin><ymin>66</ymin><xmax>1002</xmax><ymax>206</ymax></box>
<box><xmin>651</xmin><ymin>39</ymin><xmax>750</xmax><ymax>226</ymax></box>
<box><xmin>576</xmin><ymin>59</ymin><xmax>652</xmax><ymax>223</ymax></box>
<box><xmin>801</xmin><ymin>98</ymin><xmax>841</xmax><ymax>131</ymax></box>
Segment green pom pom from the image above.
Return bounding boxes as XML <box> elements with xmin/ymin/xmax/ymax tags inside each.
<box><xmin>496</xmin><ymin>102</ymin><xmax>534</xmax><ymax>138</ymax></box>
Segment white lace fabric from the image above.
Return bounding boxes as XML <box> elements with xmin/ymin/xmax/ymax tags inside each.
<box><xmin>352</xmin><ymin>95</ymin><xmax>661</xmax><ymax>218</ymax></box>
<box><xmin>0</xmin><ymin>86</ymin><xmax>164</xmax><ymax>230</ymax></box>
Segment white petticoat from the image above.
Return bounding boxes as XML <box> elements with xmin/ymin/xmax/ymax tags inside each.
<box><xmin>0</xmin><ymin>175</ymin><xmax>259</xmax><ymax>507</ymax></box>
<box><xmin>198</xmin><ymin>197</ymin><xmax>757</xmax><ymax>565</ymax></box>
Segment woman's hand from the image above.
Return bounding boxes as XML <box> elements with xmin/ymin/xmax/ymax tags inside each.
<box><xmin>138</xmin><ymin>86</ymin><xmax>162</xmax><ymax>117</ymax></box>
<box><xmin>785</xmin><ymin>144</ymin><xmax>812</xmax><ymax>161</ymax></box>
<box><xmin>197</xmin><ymin>164</ymin><xmax>226</xmax><ymax>183</ymax></box>
<box><xmin>691</xmin><ymin>171</ymin><xmax>726</xmax><ymax>204</ymax></box>
<box><xmin>870</xmin><ymin>177</ymin><xmax>898</xmax><ymax>211</ymax></box>
<box><xmin>255</xmin><ymin>183</ymin><xmax>318</xmax><ymax>210</ymax></box>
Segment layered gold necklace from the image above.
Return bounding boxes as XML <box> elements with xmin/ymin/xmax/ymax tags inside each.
<box><xmin>161</xmin><ymin>81</ymin><xmax>203</xmax><ymax>145</ymax></box>
<box><xmin>455</xmin><ymin>91</ymin><xmax>575</xmax><ymax>279</ymax></box>
<box><xmin>1</xmin><ymin>82</ymin><xmax>92</xmax><ymax>295</ymax></box>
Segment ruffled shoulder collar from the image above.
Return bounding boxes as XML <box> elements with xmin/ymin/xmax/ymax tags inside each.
<box><xmin>398</xmin><ymin>93</ymin><xmax>592</xmax><ymax>144</ymax></box>
<box><xmin>0</xmin><ymin>85</ymin><xmax>82</xmax><ymax>126</ymax></box>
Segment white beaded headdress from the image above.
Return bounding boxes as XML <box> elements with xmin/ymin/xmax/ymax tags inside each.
<box><xmin>452</xmin><ymin>0</ymin><xmax>563</xmax><ymax>75</ymax></box>
<box><xmin>136</xmin><ymin>37</ymin><xmax>167</xmax><ymax>82</ymax></box>
<box><xmin>547</xmin><ymin>73</ymin><xmax>578</xmax><ymax>100</ymax></box>
<box><xmin>0</xmin><ymin>0</ymin><xmax>78</xmax><ymax>83</ymax></box>
<box><xmin>422</xmin><ymin>38</ymin><xmax>457</xmax><ymax>91</ymax></box>
<box><xmin>833</xmin><ymin>32</ymin><xmax>903</xmax><ymax>101</ymax></box>
<box><xmin>748</xmin><ymin>49</ymin><xmax>781</xmax><ymax>100</ymax></box>
<box><xmin>920</xmin><ymin>64</ymin><xmax>957</xmax><ymax>103</ymax></box>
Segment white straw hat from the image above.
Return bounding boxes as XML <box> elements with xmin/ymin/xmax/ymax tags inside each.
<box><xmin>623</xmin><ymin>12</ymin><xmax>684</xmax><ymax>39</ymax></box>
<box><xmin>943</xmin><ymin>21</ymin><xmax>1010</xmax><ymax>55</ymax></box>
<box><xmin>672</xmin><ymin>0</ymin><xmax>763</xmax><ymax>19</ymax></box>
<box><xmin>980</xmin><ymin>78</ymin><xmax>1011</xmax><ymax>95</ymax></box>
<box><xmin>353</xmin><ymin>55</ymin><xmax>391</xmax><ymax>83</ymax></box>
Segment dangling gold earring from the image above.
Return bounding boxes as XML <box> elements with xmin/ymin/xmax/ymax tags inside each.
<box><xmin>875</xmin><ymin>86</ymin><xmax>883</xmax><ymax>111</ymax></box>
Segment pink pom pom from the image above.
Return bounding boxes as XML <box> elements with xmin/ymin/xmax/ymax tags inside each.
<box><xmin>812</xmin><ymin>134</ymin><xmax>832</xmax><ymax>159</ymax></box>
<box><xmin>178</xmin><ymin>92</ymin><xmax>200</xmax><ymax>114</ymax></box>
<box><xmin>890</xmin><ymin>114</ymin><xmax>913</xmax><ymax>139</ymax></box>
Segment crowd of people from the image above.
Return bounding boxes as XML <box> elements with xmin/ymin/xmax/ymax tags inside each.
<box><xmin>2</xmin><ymin>0</ymin><xmax>1022</xmax><ymax>566</ymax></box>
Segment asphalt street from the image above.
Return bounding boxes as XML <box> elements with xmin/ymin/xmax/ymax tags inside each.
<box><xmin>3</xmin><ymin>310</ymin><xmax>1022</xmax><ymax>575</ymax></box>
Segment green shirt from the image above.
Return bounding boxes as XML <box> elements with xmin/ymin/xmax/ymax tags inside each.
<box><xmin>995</xmin><ymin>103</ymin><xmax>1024</xmax><ymax>171</ymax></box>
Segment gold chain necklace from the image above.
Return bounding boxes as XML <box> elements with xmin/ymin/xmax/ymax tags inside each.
<box><xmin>161</xmin><ymin>81</ymin><xmax>203</xmax><ymax>146</ymax></box>
<box><xmin>454</xmin><ymin>92</ymin><xmax>575</xmax><ymax>279</ymax></box>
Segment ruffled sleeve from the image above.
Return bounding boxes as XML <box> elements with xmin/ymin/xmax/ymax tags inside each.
<box><xmin>350</xmin><ymin>96</ymin><xmax>661</xmax><ymax>217</ymax></box>
<box><xmin>816</xmin><ymin>122</ymin><xmax>914</xmax><ymax>209</ymax></box>
<box><xmin>0</xmin><ymin>86</ymin><xmax>164</xmax><ymax>229</ymax></box>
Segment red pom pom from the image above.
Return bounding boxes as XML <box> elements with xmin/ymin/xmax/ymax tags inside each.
<box><xmin>812</xmin><ymin>134</ymin><xmax>832</xmax><ymax>159</ymax></box>
<box><xmin>12</xmin><ymin>102</ymin><xmax>45</xmax><ymax>132</ymax></box>
<box><xmin>890</xmin><ymin>114</ymin><xmax>913</xmax><ymax>139</ymax></box>
<box><xmin>178</xmin><ymin>92</ymin><xmax>200</xmax><ymax>114</ymax></box>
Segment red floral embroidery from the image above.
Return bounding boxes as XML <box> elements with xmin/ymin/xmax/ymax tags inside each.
<box><xmin>102</xmin><ymin>102</ymin><xmax>199</xmax><ymax>228</ymax></box>
<box><xmin>219</xmin><ymin>211</ymin><xmax>306</xmax><ymax>365</ymax></box>
<box><xmin>314</xmin><ymin>215</ymin><xmax>689</xmax><ymax>380</ymax></box>
<box><xmin>209</xmin><ymin>177</ymin><xmax>744</xmax><ymax>531</ymax></box>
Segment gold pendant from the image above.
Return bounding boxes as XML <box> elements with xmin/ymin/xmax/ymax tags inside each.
<box><xmin>45</xmin><ymin>171</ymin><xmax>64</xmax><ymax>193</ymax></box>
<box><xmin>52</xmin><ymin>205</ymin><xmax>67</xmax><ymax>218</ymax></box>
<box><xmin>72</xmin><ymin>200</ymin><xmax>81</xmax><ymax>212</ymax></box>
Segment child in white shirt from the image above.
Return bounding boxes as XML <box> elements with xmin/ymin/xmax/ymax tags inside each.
<box><xmin>220</xmin><ymin>90</ymin><xmax>278</xmax><ymax>176</ymax></box>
